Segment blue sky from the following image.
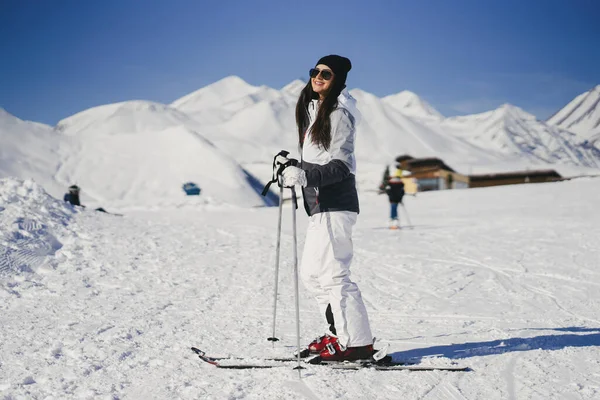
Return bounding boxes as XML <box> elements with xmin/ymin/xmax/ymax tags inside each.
<box><xmin>1</xmin><ymin>0</ymin><xmax>599</xmax><ymax>125</ymax></box>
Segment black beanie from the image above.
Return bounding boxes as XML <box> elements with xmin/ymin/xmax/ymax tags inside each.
<box><xmin>316</xmin><ymin>55</ymin><xmax>352</xmax><ymax>87</ymax></box>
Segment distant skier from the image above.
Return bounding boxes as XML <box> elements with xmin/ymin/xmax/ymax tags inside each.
<box><xmin>276</xmin><ymin>55</ymin><xmax>374</xmax><ymax>362</ymax></box>
<box><xmin>383</xmin><ymin>166</ymin><xmax>405</xmax><ymax>229</ymax></box>
<box><xmin>63</xmin><ymin>185</ymin><xmax>113</xmax><ymax>214</ymax></box>
<box><xmin>63</xmin><ymin>185</ymin><xmax>82</xmax><ymax>206</ymax></box>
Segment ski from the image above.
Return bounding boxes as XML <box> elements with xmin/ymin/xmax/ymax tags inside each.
<box><xmin>190</xmin><ymin>346</ymin><xmax>389</xmax><ymax>364</ymax></box>
<box><xmin>190</xmin><ymin>347</ymin><xmax>468</xmax><ymax>371</ymax></box>
<box><xmin>191</xmin><ymin>347</ymin><xmax>297</xmax><ymax>368</ymax></box>
<box><xmin>191</xmin><ymin>347</ymin><xmax>298</xmax><ymax>363</ymax></box>
<box><xmin>328</xmin><ymin>363</ymin><xmax>469</xmax><ymax>371</ymax></box>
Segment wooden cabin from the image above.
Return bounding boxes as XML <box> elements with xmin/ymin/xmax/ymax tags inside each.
<box><xmin>468</xmin><ymin>170</ymin><xmax>562</xmax><ymax>188</ymax></box>
<box><xmin>392</xmin><ymin>155</ymin><xmax>562</xmax><ymax>192</ymax></box>
<box><xmin>393</xmin><ymin>155</ymin><xmax>469</xmax><ymax>192</ymax></box>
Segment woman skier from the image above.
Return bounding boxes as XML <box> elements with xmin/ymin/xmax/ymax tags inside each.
<box><xmin>278</xmin><ymin>55</ymin><xmax>374</xmax><ymax>361</ymax></box>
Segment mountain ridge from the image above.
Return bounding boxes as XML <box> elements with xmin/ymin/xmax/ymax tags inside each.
<box><xmin>547</xmin><ymin>85</ymin><xmax>600</xmax><ymax>144</ymax></box>
<box><xmin>2</xmin><ymin>77</ymin><xmax>600</xmax><ymax>208</ymax></box>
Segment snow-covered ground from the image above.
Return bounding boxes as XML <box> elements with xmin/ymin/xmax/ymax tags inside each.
<box><xmin>1</xmin><ymin>177</ymin><xmax>599</xmax><ymax>399</ymax></box>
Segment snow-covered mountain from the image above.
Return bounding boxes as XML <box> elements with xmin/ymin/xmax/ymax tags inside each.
<box><xmin>170</xmin><ymin>79</ymin><xmax>300</xmax><ymax>164</ymax></box>
<box><xmin>0</xmin><ymin>108</ymin><xmax>65</xmax><ymax>196</ymax></box>
<box><xmin>281</xmin><ymin>79</ymin><xmax>307</xmax><ymax>98</ymax></box>
<box><xmin>547</xmin><ymin>85</ymin><xmax>600</xmax><ymax>146</ymax></box>
<box><xmin>53</xmin><ymin>100</ymin><xmax>269</xmax><ymax>208</ymax></box>
<box><xmin>170</xmin><ymin>79</ymin><xmax>504</xmax><ymax>167</ymax></box>
<box><xmin>348</xmin><ymin>89</ymin><xmax>501</xmax><ymax>167</ymax></box>
<box><xmin>171</xmin><ymin>76</ymin><xmax>283</xmax><ymax>126</ymax></box>
<box><xmin>382</xmin><ymin>90</ymin><xmax>444</xmax><ymax>120</ymax></box>
<box><xmin>56</xmin><ymin>100</ymin><xmax>196</xmax><ymax>136</ymax></box>
<box><xmin>0</xmin><ymin>104</ymin><xmax>270</xmax><ymax>208</ymax></box>
<box><xmin>442</xmin><ymin>104</ymin><xmax>599</xmax><ymax>168</ymax></box>
<box><xmin>2</xmin><ymin>77</ymin><xmax>600</xmax><ymax>210</ymax></box>
<box><xmin>171</xmin><ymin>78</ymin><xmax>599</xmax><ymax>173</ymax></box>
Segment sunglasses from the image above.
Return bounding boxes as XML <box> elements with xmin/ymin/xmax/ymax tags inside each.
<box><xmin>309</xmin><ymin>68</ymin><xmax>334</xmax><ymax>81</ymax></box>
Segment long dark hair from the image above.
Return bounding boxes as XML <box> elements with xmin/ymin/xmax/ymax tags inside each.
<box><xmin>295</xmin><ymin>78</ymin><xmax>345</xmax><ymax>150</ymax></box>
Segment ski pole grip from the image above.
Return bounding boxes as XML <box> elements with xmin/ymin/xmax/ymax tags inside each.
<box><xmin>261</xmin><ymin>150</ymin><xmax>292</xmax><ymax>196</ymax></box>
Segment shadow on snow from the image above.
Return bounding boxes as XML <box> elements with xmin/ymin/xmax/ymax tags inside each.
<box><xmin>390</xmin><ymin>327</ymin><xmax>600</xmax><ymax>363</ymax></box>
<box><xmin>242</xmin><ymin>168</ymin><xmax>279</xmax><ymax>207</ymax></box>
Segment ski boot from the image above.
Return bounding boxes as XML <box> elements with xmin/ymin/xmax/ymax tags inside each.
<box><xmin>307</xmin><ymin>334</ymin><xmax>338</xmax><ymax>354</ymax></box>
<box><xmin>319</xmin><ymin>339</ymin><xmax>374</xmax><ymax>362</ymax></box>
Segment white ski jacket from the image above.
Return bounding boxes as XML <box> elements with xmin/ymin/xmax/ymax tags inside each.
<box><xmin>301</xmin><ymin>89</ymin><xmax>361</xmax><ymax>216</ymax></box>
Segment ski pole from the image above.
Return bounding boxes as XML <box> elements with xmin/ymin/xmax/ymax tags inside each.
<box><xmin>290</xmin><ymin>186</ymin><xmax>304</xmax><ymax>377</ymax></box>
<box><xmin>400</xmin><ymin>202</ymin><xmax>413</xmax><ymax>228</ymax></box>
<box><xmin>267</xmin><ymin>184</ymin><xmax>284</xmax><ymax>344</ymax></box>
<box><xmin>262</xmin><ymin>150</ymin><xmax>290</xmax><ymax>343</ymax></box>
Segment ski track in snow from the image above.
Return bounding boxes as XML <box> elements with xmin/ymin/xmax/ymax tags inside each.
<box><xmin>1</xmin><ymin>178</ymin><xmax>600</xmax><ymax>399</ymax></box>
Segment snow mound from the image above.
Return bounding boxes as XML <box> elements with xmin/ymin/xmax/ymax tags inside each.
<box><xmin>0</xmin><ymin>178</ymin><xmax>75</xmax><ymax>277</ymax></box>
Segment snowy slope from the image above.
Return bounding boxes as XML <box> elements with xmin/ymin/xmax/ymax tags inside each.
<box><xmin>0</xmin><ymin>109</ymin><xmax>65</xmax><ymax>196</ymax></box>
<box><xmin>53</xmin><ymin>101</ymin><xmax>269</xmax><ymax>208</ymax></box>
<box><xmin>547</xmin><ymin>85</ymin><xmax>600</xmax><ymax>144</ymax></box>
<box><xmin>1</xmin><ymin>178</ymin><xmax>600</xmax><ymax>399</ymax></box>
<box><xmin>382</xmin><ymin>90</ymin><xmax>444</xmax><ymax>120</ymax></box>
<box><xmin>442</xmin><ymin>104</ymin><xmax>599</xmax><ymax>168</ymax></box>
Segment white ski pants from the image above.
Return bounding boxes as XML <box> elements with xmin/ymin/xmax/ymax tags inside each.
<box><xmin>300</xmin><ymin>211</ymin><xmax>373</xmax><ymax>347</ymax></box>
